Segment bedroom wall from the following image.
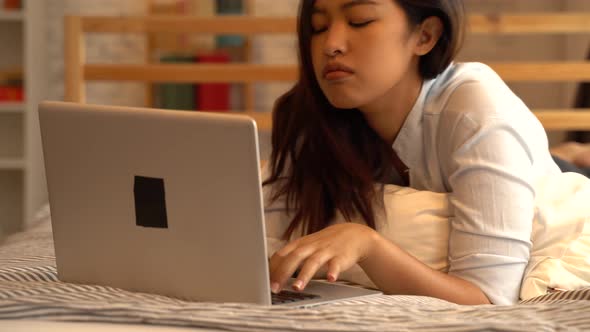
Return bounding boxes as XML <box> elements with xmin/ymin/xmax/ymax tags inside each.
<box><xmin>43</xmin><ymin>0</ymin><xmax>590</xmax><ymax>147</ymax></box>
<box><xmin>250</xmin><ymin>0</ymin><xmax>299</xmax><ymax>160</ymax></box>
<box><xmin>45</xmin><ymin>0</ymin><xmax>148</xmax><ymax>105</ymax></box>
<box><xmin>251</xmin><ymin>0</ymin><xmax>298</xmax><ymax>114</ymax></box>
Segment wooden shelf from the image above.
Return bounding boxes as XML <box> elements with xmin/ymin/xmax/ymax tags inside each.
<box><xmin>0</xmin><ymin>1</ymin><xmax>47</xmax><ymax>234</ymax></box>
<box><xmin>0</xmin><ymin>10</ymin><xmax>24</xmax><ymax>21</ymax></box>
<box><xmin>0</xmin><ymin>102</ymin><xmax>24</xmax><ymax>113</ymax></box>
<box><xmin>0</xmin><ymin>158</ymin><xmax>25</xmax><ymax>170</ymax></box>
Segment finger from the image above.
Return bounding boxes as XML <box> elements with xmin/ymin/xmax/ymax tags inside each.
<box><xmin>269</xmin><ymin>240</ymin><xmax>304</xmax><ymax>279</ymax></box>
<box><xmin>269</xmin><ymin>234</ymin><xmax>321</xmax><ymax>283</ymax></box>
<box><xmin>270</xmin><ymin>246</ymin><xmax>316</xmax><ymax>293</ymax></box>
<box><xmin>269</xmin><ymin>238</ymin><xmax>301</xmax><ymax>277</ymax></box>
<box><xmin>326</xmin><ymin>258</ymin><xmax>342</xmax><ymax>282</ymax></box>
<box><xmin>291</xmin><ymin>250</ymin><xmax>332</xmax><ymax>291</ymax></box>
<box><xmin>274</xmin><ymin>237</ymin><xmax>304</xmax><ymax>258</ymax></box>
<box><xmin>275</xmin><ymin>231</ymin><xmax>326</xmax><ymax>258</ymax></box>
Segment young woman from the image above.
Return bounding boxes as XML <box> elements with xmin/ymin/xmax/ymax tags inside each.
<box><xmin>262</xmin><ymin>0</ymin><xmax>562</xmax><ymax>305</ymax></box>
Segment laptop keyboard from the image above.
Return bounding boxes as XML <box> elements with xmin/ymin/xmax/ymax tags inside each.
<box><xmin>271</xmin><ymin>290</ymin><xmax>320</xmax><ymax>305</ymax></box>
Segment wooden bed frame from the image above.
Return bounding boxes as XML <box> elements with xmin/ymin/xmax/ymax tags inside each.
<box><xmin>63</xmin><ymin>13</ymin><xmax>590</xmax><ymax>132</ymax></box>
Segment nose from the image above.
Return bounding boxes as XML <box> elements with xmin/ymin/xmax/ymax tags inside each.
<box><xmin>323</xmin><ymin>22</ymin><xmax>348</xmax><ymax>57</ymax></box>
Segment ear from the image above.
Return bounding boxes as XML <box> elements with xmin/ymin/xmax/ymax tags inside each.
<box><xmin>414</xmin><ymin>16</ymin><xmax>443</xmax><ymax>56</ymax></box>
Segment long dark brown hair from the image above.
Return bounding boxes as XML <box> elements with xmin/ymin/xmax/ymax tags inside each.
<box><xmin>263</xmin><ymin>0</ymin><xmax>465</xmax><ymax>240</ymax></box>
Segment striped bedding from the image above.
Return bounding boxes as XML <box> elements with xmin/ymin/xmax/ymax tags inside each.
<box><xmin>1</xmin><ymin>209</ymin><xmax>590</xmax><ymax>332</ymax></box>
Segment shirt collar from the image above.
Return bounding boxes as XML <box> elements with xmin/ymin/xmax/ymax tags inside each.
<box><xmin>391</xmin><ymin>78</ymin><xmax>435</xmax><ymax>170</ymax></box>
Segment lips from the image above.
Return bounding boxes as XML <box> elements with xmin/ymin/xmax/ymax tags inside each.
<box><xmin>322</xmin><ymin>62</ymin><xmax>354</xmax><ymax>81</ymax></box>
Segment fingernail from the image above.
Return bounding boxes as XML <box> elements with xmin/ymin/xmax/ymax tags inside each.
<box><xmin>271</xmin><ymin>282</ymin><xmax>280</xmax><ymax>294</ymax></box>
<box><xmin>327</xmin><ymin>273</ymin><xmax>336</xmax><ymax>282</ymax></box>
<box><xmin>292</xmin><ymin>280</ymin><xmax>303</xmax><ymax>291</ymax></box>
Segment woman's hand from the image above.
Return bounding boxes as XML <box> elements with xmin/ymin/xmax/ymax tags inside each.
<box><xmin>268</xmin><ymin>223</ymin><xmax>378</xmax><ymax>293</ymax></box>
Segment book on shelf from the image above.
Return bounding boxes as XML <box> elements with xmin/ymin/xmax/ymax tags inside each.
<box><xmin>216</xmin><ymin>0</ymin><xmax>242</xmax><ymax>13</ymax></box>
<box><xmin>154</xmin><ymin>54</ymin><xmax>196</xmax><ymax>111</ymax></box>
<box><xmin>196</xmin><ymin>52</ymin><xmax>230</xmax><ymax>112</ymax></box>
<box><xmin>154</xmin><ymin>52</ymin><xmax>231</xmax><ymax>112</ymax></box>
<box><xmin>215</xmin><ymin>0</ymin><xmax>245</xmax><ymax>49</ymax></box>
<box><xmin>0</xmin><ymin>69</ymin><xmax>23</xmax><ymax>102</ymax></box>
<box><xmin>2</xmin><ymin>0</ymin><xmax>22</xmax><ymax>10</ymax></box>
<box><xmin>0</xmin><ymin>85</ymin><xmax>23</xmax><ymax>102</ymax></box>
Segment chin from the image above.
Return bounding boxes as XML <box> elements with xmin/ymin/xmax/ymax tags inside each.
<box><xmin>324</xmin><ymin>92</ymin><xmax>364</xmax><ymax>109</ymax></box>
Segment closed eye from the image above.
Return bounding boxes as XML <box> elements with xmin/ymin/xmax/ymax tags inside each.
<box><xmin>312</xmin><ymin>27</ymin><xmax>327</xmax><ymax>34</ymax></box>
<box><xmin>311</xmin><ymin>20</ymin><xmax>374</xmax><ymax>34</ymax></box>
<box><xmin>349</xmin><ymin>20</ymin><xmax>374</xmax><ymax>28</ymax></box>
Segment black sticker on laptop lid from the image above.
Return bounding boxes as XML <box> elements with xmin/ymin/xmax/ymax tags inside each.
<box><xmin>134</xmin><ymin>175</ymin><xmax>168</xmax><ymax>229</ymax></box>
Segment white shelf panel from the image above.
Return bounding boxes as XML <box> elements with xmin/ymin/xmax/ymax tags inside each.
<box><xmin>0</xmin><ymin>102</ymin><xmax>24</xmax><ymax>113</ymax></box>
<box><xmin>0</xmin><ymin>10</ymin><xmax>24</xmax><ymax>21</ymax></box>
<box><xmin>0</xmin><ymin>158</ymin><xmax>25</xmax><ymax>170</ymax></box>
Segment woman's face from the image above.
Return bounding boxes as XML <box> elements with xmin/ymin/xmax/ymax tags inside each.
<box><xmin>310</xmin><ymin>0</ymin><xmax>421</xmax><ymax>109</ymax></box>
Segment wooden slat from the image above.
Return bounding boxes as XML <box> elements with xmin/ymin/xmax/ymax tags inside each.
<box><xmin>66</xmin><ymin>13</ymin><xmax>590</xmax><ymax>134</ymax></box>
<box><xmin>243</xmin><ymin>111</ymin><xmax>272</xmax><ymax>131</ymax></box>
<box><xmin>469</xmin><ymin>14</ymin><xmax>590</xmax><ymax>34</ymax></box>
<box><xmin>84</xmin><ymin>62</ymin><xmax>590</xmax><ymax>83</ymax></box>
<box><xmin>84</xmin><ymin>64</ymin><xmax>298</xmax><ymax>83</ymax></box>
<box><xmin>488</xmin><ymin>62</ymin><xmax>590</xmax><ymax>82</ymax></box>
<box><xmin>81</xmin><ymin>16</ymin><xmax>296</xmax><ymax>34</ymax></box>
<box><xmin>189</xmin><ymin>111</ymin><xmax>271</xmax><ymax>132</ymax></box>
<box><xmin>78</xmin><ymin>14</ymin><xmax>590</xmax><ymax>35</ymax></box>
<box><xmin>64</xmin><ymin>16</ymin><xmax>85</xmax><ymax>103</ymax></box>
<box><xmin>534</xmin><ymin>110</ymin><xmax>590</xmax><ymax>131</ymax></box>
<box><xmin>205</xmin><ymin>110</ymin><xmax>590</xmax><ymax>132</ymax></box>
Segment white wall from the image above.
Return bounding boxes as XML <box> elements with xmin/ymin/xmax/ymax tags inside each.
<box><xmin>251</xmin><ymin>0</ymin><xmax>299</xmax><ymax>160</ymax></box>
<box><xmin>251</xmin><ymin>0</ymin><xmax>299</xmax><ymax>112</ymax></box>
<box><xmin>45</xmin><ymin>0</ymin><xmax>148</xmax><ymax>106</ymax></box>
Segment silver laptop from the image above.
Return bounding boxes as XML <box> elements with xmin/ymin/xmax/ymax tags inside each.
<box><xmin>38</xmin><ymin>101</ymin><xmax>381</xmax><ymax>307</ymax></box>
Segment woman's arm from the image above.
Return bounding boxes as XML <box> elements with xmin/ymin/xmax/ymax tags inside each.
<box><xmin>437</xmin><ymin>80</ymin><xmax>539</xmax><ymax>305</ymax></box>
<box><xmin>269</xmin><ymin>221</ymin><xmax>491</xmax><ymax>305</ymax></box>
<box><xmin>360</xmin><ymin>230</ymin><xmax>491</xmax><ymax>305</ymax></box>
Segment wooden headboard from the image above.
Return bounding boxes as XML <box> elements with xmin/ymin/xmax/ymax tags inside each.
<box><xmin>64</xmin><ymin>13</ymin><xmax>590</xmax><ymax>132</ymax></box>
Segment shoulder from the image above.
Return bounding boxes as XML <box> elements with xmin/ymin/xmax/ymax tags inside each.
<box><xmin>423</xmin><ymin>63</ymin><xmax>550</xmax><ymax>167</ymax></box>
<box><xmin>426</xmin><ymin>62</ymin><xmax>520</xmax><ymax>114</ymax></box>
<box><xmin>425</xmin><ymin>62</ymin><xmax>535</xmax><ymax>132</ymax></box>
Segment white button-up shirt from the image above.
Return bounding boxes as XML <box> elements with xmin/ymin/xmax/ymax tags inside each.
<box><xmin>395</xmin><ymin>62</ymin><xmax>561</xmax><ymax>304</ymax></box>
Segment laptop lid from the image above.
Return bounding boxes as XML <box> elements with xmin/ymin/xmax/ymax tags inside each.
<box><xmin>39</xmin><ymin>101</ymin><xmax>272</xmax><ymax>305</ymax></box>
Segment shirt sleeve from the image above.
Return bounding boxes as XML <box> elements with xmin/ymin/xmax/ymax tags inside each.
<box><xmin>440</xmin><ymin>83</ymin><xmax>536</xmax><ymax>305</ymax></box>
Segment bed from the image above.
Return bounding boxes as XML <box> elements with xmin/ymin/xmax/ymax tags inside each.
<box><xmin>1</xmin><ymin>207</ymin><xmax>590</xmax><ymax>331</ymax></box>
<box><xmin>2</xmin><ymin>10</ymin><xmax>590</xmax><ymax>332</ymax></box>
